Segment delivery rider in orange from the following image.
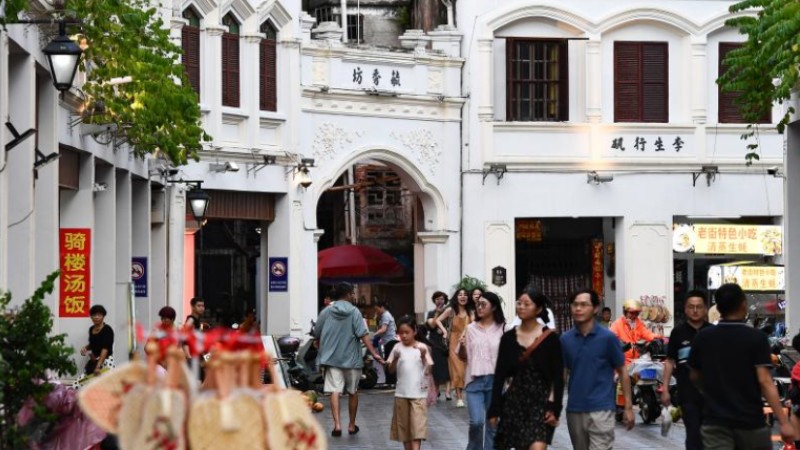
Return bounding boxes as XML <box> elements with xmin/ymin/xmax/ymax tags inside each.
<box><xmin>610</xmin><ymin>299</ymin><xmax>655</xmax><ymax>365</ymax></box>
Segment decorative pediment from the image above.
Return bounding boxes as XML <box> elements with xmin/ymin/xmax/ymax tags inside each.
<box><xmin>221</xmin><ymin>0</ymin><xmax>256</xmax><ymax>23</ymax></box>
<box><xmin>183</xmin><ymin>0</ymin><xmax>217</xmax><ymax>17</ymax></box>
<box><xmin>258</xmin><ymin>0</ymin><xmax>292</xmax><ymax>30</ymax></box>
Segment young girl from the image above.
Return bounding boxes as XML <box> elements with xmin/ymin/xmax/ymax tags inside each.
<box><xmin>435</xmin><ymin>288</ymin><xmax>475</xmax><ymax>407</ymax></box>
<box><xmin>387</xmin><ymin>316</ymin><xmax>434</xmax><ymax>450</ymax></box>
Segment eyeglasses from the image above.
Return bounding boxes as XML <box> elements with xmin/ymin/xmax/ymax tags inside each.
<box><xmin>571</xmin><ymin>302</ymin><xmax>593</xmax><ymax>309</ymax></box>
<box><xmin>476</xmin><ymin>301</ymin><xmax>491</xmax><ymax>309</ymax></box>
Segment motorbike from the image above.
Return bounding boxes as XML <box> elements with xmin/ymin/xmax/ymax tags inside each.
<box><xmin>619</xmin><ymin>339</ymin><xmax>675</xmax><ymax>424</ymax></box>
<box><xmin>276</xmin><ymin>320</ymin><xmax>378</xmax><ymax>391</ymax></box>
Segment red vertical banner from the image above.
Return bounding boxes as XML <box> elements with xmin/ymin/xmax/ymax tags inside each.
<box><xmin>59</xmin><ymin>228</ymin><xmax>91</xmax><ymax>317</ymax></box>
<box><xmin>591</xmin><ymin>239</ymin><xmax>604</xmax><ymax>298</ymax></box>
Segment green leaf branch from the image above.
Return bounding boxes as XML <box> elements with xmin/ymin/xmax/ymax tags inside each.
<box><xmin>719</xmin><ymin>0</ymin><xmax>800</xmax><ymax>164</ymax></box>
<box><xmin>4</xmin><ymin>0</ymin><xmax>210</xmax><ymax>165</ymax></box>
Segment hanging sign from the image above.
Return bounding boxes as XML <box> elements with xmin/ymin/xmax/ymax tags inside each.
<box><xmin>673</xmin><ymin>224</ymin><xmax>782</xmax><ymax>255</ymax></box>
<box><xmin>59</xmin><ymin>228</ymin><xmax>91</xmax><ymax>317</ymax></box>
<box><xmin>492</xmin><ymin>266</ymin><xmax>507</xmax><ymax>287</ymax></box>
<box><xmin>591</xmin><ymin>240</ymin><xmax>604</xmax><ymax>297</ymax></box>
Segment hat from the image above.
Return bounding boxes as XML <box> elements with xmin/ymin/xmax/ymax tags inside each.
<box><xmin>622</xmin><ymin>299</ymin><xmax>642</xmax><ymax>312</ymax></box>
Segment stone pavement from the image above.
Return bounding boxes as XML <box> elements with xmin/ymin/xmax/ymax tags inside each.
<box><xmin>318</xmin><ymin>389</ymin><xmax>699</xmax><ymax>450</ymax></box>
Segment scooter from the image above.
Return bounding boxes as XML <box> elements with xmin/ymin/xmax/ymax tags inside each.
<box><xmin>278</xmin><ymin>320</ymin><xmax>379</xmax><ymax>391</ymax></box>
<box><xmin>620</xmin><ymin>339</ymin><xmax>674</xmax><ymax>424</ymax></box>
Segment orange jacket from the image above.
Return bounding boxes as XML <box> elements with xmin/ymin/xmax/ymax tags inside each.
<box><xmin>609</xmin><ymin>317</ymin><xmax>655</xmax><ymax>364</ymax></box>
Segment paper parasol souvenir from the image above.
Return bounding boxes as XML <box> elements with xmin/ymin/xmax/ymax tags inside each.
<box><xmin>264</xmin><ymin>355</ymin><xmax>326</xmax><ymax>450</ymax></box>
<box><xmin>78</xmin><ymin>360</ymin><xmax>148</xmax><ymax>433</ymax></box>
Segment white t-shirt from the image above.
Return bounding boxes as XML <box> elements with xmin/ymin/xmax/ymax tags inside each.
<box><xmin>387</xmin><ymin>342</ymin><xmax>434</xmax><ymax>399</ymax></box>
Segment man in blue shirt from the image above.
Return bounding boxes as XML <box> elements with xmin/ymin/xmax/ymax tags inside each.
<box><xmin>561</xmin><ymin>289</ymin><xmax>634</xmax><ymax>450</ymax></box>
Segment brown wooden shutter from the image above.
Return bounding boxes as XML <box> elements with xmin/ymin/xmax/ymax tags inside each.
<box><xmin>615</xmin><ymin>42</ymin><xmax>668</xmax><ymax>122</ymax></box>
<box><xmin>642</xmin><ymin>42</ymin><xmax>668</xmax><ymax>122</ymax></box>
<box><xmin>614</xmin><ymin>42</ymin><xmax>641</xmax><ymax>122</ymax></box>
<box><xmin>718</xmin><ymin>43</ymin><xmax>771</xmax><ymax>124</ymax></box>
<box><xmin>260</xmin><ymin>38</ymin><xmax>277</xmax><ymax>111</ymax></box>
<box><xmin>222</xmin><ymin>32</ymin><xmax>240</xmax><ymax>107</ymax></box>
<box><xmin>506</xmin><ymin>38</ymin><xmax>516</xmax><ymax>121</ymax></box>
<box><xmin>558</xmin><ymin>41</ymin><xmax>569</xmax><ymax>121</ymax></box>
<box><xmin>182</xmin><ymin>26</ymin><xmax>200</xmax><ymax>96</ymax></box>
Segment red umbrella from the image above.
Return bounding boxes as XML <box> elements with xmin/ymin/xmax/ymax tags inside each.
<box><xmin>317</xmin><ymin>245</ymin><xmax>404</xmax><ymax>281</ymax></box>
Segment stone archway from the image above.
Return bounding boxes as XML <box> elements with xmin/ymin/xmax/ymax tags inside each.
<box><xmin>312</xmin><ymin>147</ymin><xmax>451</xmax><ymax>320</ymax></box>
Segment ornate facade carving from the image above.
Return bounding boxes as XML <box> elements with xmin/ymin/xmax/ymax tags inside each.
<box><xmin>312</xmin><ymin>122</ymin><xmax>362</xmax><ymax>163</ymax></box>
<box><xmin>391</xmin><ymin>129</ymin><xmax>442</xmax><ymax>175</ymax></box>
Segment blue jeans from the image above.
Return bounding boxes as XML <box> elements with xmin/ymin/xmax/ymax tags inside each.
<box><xmin>465</xmin><ymin>375</ymin><xmax>496</xmax><ymax>450</ymax></box>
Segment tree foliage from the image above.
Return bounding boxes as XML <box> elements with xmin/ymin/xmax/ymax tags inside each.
<box><xmin>0</xmin><ymin>271</ymin><xmax>76</xmax><ymax>449</ymax></box>
<box><xmin>3</xmin><ymin>0</ymin><xmax>210</xmax><ymax>165</ymax></box>
<box><xmin>719</xmin><ymin>0</ymin><xmax>800</xmax><ymax>163</ymax></box>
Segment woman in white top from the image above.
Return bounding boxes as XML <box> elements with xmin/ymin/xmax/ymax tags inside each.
<box><xmin>458</xmin><ymin>291</ymin><xmax>506</xmax><ymax>450</ymax></box>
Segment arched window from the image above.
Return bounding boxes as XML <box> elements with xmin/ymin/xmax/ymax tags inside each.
<box><xmin>222</xmin><ymin>13</ymin><xmax>240</xmax><ymax>107</ymax></box>
<box><xmin>182</xmin><ymin>7</ymin><xmax>201</xmax><ymax>95</ymax></box>
<box><xmin>260</xmin><ymin>21</ymin><xmax>277</xmax><ymax>112</ymax></box>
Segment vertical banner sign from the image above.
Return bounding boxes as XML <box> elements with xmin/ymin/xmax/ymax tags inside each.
<box><xmin>131</xmin><ymin>257</ymin><xmax>147</xmax><ymax>297</ymax></box>
<box><xmin>59</xmin><ymin>228</ymin><xmax>91</xmax><ymax>317</ymax></box>
<box><xmin>591</xmin><ymin>240</ymin><xmax>604</xmax><ymax>297</ymax></box>
<box><xmin>269</xmin><ymin>257</ymin><xmax>288</xmax><ymax>292</ymax></box>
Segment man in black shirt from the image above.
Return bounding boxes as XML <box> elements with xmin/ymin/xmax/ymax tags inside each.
<box><xmin>688</xmin><ymin>283</ymin><xmax>794</xmax><ymax>449</ymax></box>
<box><xmin>662</xmin><ymin>289</ymin><xmax>713</xmax><ymax>450</ymax></box>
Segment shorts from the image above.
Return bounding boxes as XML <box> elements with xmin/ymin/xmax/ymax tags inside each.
<box><xmin>566</xmin><ymin>410</ymin><xmax>615</xmax><ymax>450</ymax></box>
<box><xmin>390</xmin><ymin>397</ymin><xmax>428</xmax><ymax>442</ymax></box>
<box><xmin>702</xmin><ymin>425</ymin><xmax>771</xmax><ymax>450</ymax></box>
<box><xmin>324</xmin><ymin>367</ymin><xmax>361</xmax><ymax>394</ymax></box>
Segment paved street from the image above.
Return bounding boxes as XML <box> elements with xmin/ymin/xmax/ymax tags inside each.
<box><xmin>317</xmin><ymin>389</ymin><xmax>695</xmax><ymax>450</ymax></box>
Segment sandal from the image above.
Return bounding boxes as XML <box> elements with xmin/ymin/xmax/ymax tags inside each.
<box><xmin>331</xmin><ymin>429</ymin><xmax>342</xmax><ymax>437</ymax></box>
<box><xmin>349</xmin><ymin>425</ymin><xmax>360</xmax><ymax>435</ymax></box>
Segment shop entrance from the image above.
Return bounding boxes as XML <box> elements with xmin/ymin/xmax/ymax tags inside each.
<box><xmin>515</xmin><ymin>218</ymin><xmax>607</xmax><ymax>331</ymax></box>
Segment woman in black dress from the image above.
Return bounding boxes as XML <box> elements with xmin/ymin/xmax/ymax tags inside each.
<box><xmin>426</xmin><ymin>291</ymin><xmax>451</xmax><ymax>399</ymax></box>
<box><xmin>488</xmin><ymin>287</ymin><xmax>563</xmax><ymax>450</ymax></box>
<box><xmin>80</xmin><ymin>304</ymin><xmax>114</xmax><ymax>375</ymax></box>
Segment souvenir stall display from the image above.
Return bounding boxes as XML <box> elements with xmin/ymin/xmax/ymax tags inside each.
<box><xmin>77</xmin><ymin>327</ymin><xmax>326</xmax><ymax>450</ymax></box>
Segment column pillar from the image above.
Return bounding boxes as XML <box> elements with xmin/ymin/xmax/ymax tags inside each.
<box><xmin>477</xmin><ymin>39</ymin><xmax>494</xmax><ymax>121</ymax></box>
<box><xmin>166</xmin><ymin>186</ymin><xmax>186</xmax><ymax>309</ymax></box>
<box><xmin>617</xmin><ymin>217</ymin><xmax>674</xmax><ymax>336</ymax></box>
<box><xmin>0</xmin><ymin>29</ymin><xmax>9</xmax><ymax>290</ymax></box>
<box><xmin>204</xmin><ymin>25</ymin><xmax>226</xmax><ymax>140</ymax></box>
<box><xmin>482</xmin><ymin>223</ymin><xmax>514</xmax><ymax>315</ymax></box>
<box><xmin>417</xmin><ymin>231</ymin><xmax>450</xmax><ymax>319</ymax></box>
<box><xmin>7</xmin><ymin>52</ymin><xmax>36</xmax><ymax>299</ymax></box>
<box><xmin>132</xmin><ymin>179</ymin><xmax>151</xmax><ymax>341</ymax></box>
<box><xmin>242</xmin><ymin>33</ymin><xmax>264</xmax><ymax>148</ymax></box>
<box><xmin>691</xmin><ymin>38</ymin><xmax>708</xmax><ymax>124</ymax></box>
<box><xmin>585</xmin><ymin>36</ymin><xmax>602</xmax><ymax>123</ymax></box>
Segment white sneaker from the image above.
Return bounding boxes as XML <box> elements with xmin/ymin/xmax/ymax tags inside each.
<box><xmin>456</xmin><ymin>399</ymin><xmax>465</xmax><ymax>408</ymax></box>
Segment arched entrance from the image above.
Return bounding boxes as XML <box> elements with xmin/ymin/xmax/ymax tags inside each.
<box><xmin>312</xmin><ymin>148</ymin><xmax>449</xmax><ymax>323</ymax></box>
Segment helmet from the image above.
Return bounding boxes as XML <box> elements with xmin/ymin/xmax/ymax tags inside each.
<box><xmin>622</xmin><ymin>299</ymin><xmax>642</xmax><ymax>312</ymax></box>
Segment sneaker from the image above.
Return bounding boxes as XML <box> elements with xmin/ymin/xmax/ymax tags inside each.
<box><xmin>456</xmin><ymin>399</ymin><xmax>465</xmax><ymax>408</ymax></box>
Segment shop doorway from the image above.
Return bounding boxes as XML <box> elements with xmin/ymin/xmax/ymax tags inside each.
<box><xmin>515</xmin><ymin>218</ymin><xmax>607</xmax><ymax>332</ymax></box>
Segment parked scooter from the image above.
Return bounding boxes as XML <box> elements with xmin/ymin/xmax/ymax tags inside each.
<box><xmin>277</xmin><ymin>320</ymin><xmax>379</xmax><ymax>391</ymax></box>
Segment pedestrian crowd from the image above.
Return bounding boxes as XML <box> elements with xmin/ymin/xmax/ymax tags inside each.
<box><xmin>312</xmin><ymin>280</ymin><xmax>800</xmax><ymax>450</ymax></box>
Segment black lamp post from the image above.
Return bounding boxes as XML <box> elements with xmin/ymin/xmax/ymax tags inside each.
<box><xmin>42</xmin><ymin>21</ymin><xmax>83</xmax><ymax>92</ymax></box>
<box><xmin>185</xmin><ymin>183</ymin><xmax>210</xmax><ymax>297</ymax></box>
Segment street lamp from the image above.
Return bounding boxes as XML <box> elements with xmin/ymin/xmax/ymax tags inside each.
<box><xmin>9</xmin><ymin>19</ymin><xmax>83</xmax><ymax>92</ymax></box>
<box><xmin>186</xmin><ymin>185</ymin><xmax>210</xmax><ymax>223</ymax></box>
<box><xmin>42</xmin><ymin>22</ymin><xmax>83</xmax><ymax>92</ymax></box>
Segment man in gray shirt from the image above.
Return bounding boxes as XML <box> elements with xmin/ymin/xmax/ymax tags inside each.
<box><xmin>374</xmin><ymin>299</ymin><xmax>398</xmax><ymax>386</ymax></box>
<box><xmin>314</xmin><ymin>282</ymin><xmax>384</xmax><ymax>437</ymax></box>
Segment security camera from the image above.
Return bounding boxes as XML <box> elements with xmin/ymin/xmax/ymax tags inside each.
<box><xmin>300</xmin><ymin>179</ymin><xmax>312</xmax><ymax>189</ymax></box>
<box><xmin>225</xmin><ymin>161</ymin><xmax>240</xmax><ymax>172</ymax></box>
<box><xmin>767</xmin><ymin>166</ymin><xmax>780</xmax><ymax>176</ymax></box>
<box><xmin>167</xmin><ymin>168</ymin><xmax>179</xmax><ymax>176</ymax></box>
